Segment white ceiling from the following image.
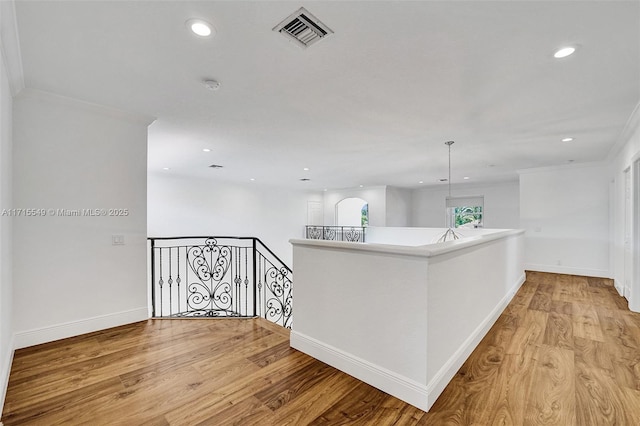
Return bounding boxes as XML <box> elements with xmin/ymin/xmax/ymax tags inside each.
<box><xmin>14</xmin><ymin>1</ymin><xmax>640</xmax><ymax>190</ymax></box>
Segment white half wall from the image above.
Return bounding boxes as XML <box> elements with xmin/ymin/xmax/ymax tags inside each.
<box><xmin>290</xmin><ymin>229</ymin><xmax>525</xmax><ymax>411</ymax></box>
<box><xmin>12</xmin><ymin>89</ymin><xmax>152</xmax><ymax>348</ymax></box>
<box><xmin>411</xmin><ymin>181</ymin><xmax>520</xmax><ymax>229</ymax></box>
<box><xmin>519</xmin><ymin>163</ymin><xmax>610</xmax><ymax>278</ymax></box>
<box><xmin>148</xmin><ymin>172</ymin><xmax>323</xmax><ymax>266</ymax></box>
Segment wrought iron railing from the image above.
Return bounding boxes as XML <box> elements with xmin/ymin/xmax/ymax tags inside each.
<box><xmin>149</xmin><ymin>236</ymin><xmax>292</xmax><ymax>328</ymax></box>
<box><xmin>305</xmin><ymin>226</ymin><xmax>366</xmax><ymax>242</ymax></box>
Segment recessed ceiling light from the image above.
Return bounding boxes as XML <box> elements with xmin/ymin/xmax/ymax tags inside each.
<box><xmin>561</xmin><ymin>137</ymin><xmax>574</xmax><ymax>142</ymax></box>
<box><xmin>250</xmin><ymin>178</ymin><xmax>255</xmax><ymax>181</ymax></box>
<box><xmin>303</xmin><ymin>167</ymin><xmax>310</xmax><ymax>171</ymax></box>
<box><xmin>463</xmin><ymin>176</ymin><xmax>470</xmax><ymax>180</ymax></box>
<box><xmin>163</xmin><ymin>167</ymin><xmax>170</xmax><ymax>170</ymax></box>
<box><xmin>554</xmin><ymin>46</ymin><xmax>576</xmax><ymax>59</ymax></box>
<box><xmin>359</xmin><ymin>185</ymin><xmax>364</xmax><ymax>188</ymax></box>
<box><xmin>203</xmin><ymin>79</ymin><xmax>220</xmax><ymax>91</ymax></box>
<box><xmin>418</xmin><ymin>181</ymin><xmax>424</xmax><ymax>184</ymax></box>
<box><xmin>202</xmin><ymin>148</ymin><xmax>211</xmax><ymax>152</ymax></box>
<box><xmin>186</xmin><ymin>19</ymin><xmax>215</xmax><ymax>37</ymax></box>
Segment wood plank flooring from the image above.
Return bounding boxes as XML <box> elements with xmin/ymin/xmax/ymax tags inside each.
<box><xmin>2</xmin><ymin>272</ymin><xmax>640</xmax><ymax>425</ymax></box>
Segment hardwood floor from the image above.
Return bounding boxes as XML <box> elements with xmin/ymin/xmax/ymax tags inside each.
<box><xmin>2</xmin><ymin>272</ymin><xmax>640</xmax><ymax>425</ymax></box>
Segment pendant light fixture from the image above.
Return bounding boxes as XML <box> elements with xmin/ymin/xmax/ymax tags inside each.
<box><xmin>437</xmin><ymin>141</ymin><xmax>461</xmax><ymax>243</ymax></box>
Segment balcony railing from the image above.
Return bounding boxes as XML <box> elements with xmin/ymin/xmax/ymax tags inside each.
<box><xmin>305</xmin><ymin>226</ymin><xmax>366</xmax><ymax>243</ymax></box>
<box><xmin>149</xmin><ymin>236</ymin><xmax>292</xmax><ymax>328</ymax></box>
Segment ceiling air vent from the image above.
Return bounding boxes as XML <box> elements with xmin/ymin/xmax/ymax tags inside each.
<box><xmin>209</xmin><ymin>164</ymin><xmax>223</xmax><ymax>169</ymax></box>
<box><xmin>273</xmin><ymin>7</ymin><xmax>333</xmax><ymax>48</ymax></box>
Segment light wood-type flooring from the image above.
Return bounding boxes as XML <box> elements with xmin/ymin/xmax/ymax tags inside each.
<box><xmin>2</xmin><ymin>272</ymin><xmax>640</xmax><ymax>425</ymax></box>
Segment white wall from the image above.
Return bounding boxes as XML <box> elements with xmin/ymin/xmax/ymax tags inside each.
<box><xmin>0</xmin><ymin>37</ymin><xmax>14</xmax><ymax>413</ymax></box>
<box><xmin>519</xmin><ymin>163</ymin><xmax>610</xmax><ymax>278</ymax></box>
<box><xmin>335</xmin><ymin>197</ymin><xmax>367</xmax><ymax>226</ymax></box>
<box><xmin>290</xmin><ymin>230</ymin><xmax>525</xmax><ymax>411</ymax></box>
<box><xmin>411</xmin><ymin>180</ymin><xmax>520</xmax><ymax>229</ymax></box>
<box><xmin>324</xmin><ymin>186</ymin><xmax>387</xmax><ymax>227</ymax></box>
<box><xmin>386</xmin><ymin>186</ymin><xmax>412</xmax><ymax>227</ymax></box>
<box><xmin>608</xmin><ymin>103</ymin><xmax>640</xmax><ymax>311</ymax></box>
<box><xmin>12</xmin><ymin>89</ymin><xmax>151</xmax><ymax>348</ymax></box>
<box><xmin>148</xmin><ymin>172</ymin><xmax>323</xmax><ymax>266</ymax></box>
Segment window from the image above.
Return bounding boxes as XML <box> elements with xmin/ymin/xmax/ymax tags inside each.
<box><xmin>361</xmin><ymin>204</ymin><xmax>369</xmax><ymax>227</ymax></box>
<box><xmin>446</xmin><ymin>196</ymin><xmax>484</xmax><ymax>228</ymax></box>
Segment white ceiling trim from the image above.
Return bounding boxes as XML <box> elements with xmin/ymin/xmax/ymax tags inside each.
<box><xmin>606</xmin><ymin>100</ymin><xmax>640</xmax><ymax>163</ymax></box>
<box><xmin>17</xmin><ymin>88</ymin><xmax>156</xmax><ymax>126</ymax></box>
<box><xmin>0</xmin><ymin>0</ymin><xmax>24</xmax><ymax>96</ymax></box>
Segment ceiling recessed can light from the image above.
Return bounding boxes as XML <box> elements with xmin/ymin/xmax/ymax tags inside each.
<box><xmin>186</xmin><ymin>19</ymin><xmax>215</xmax><ymax>37</ymax></box>
<box><xmin>202</xmin><ymin>148</ymin><xmax>211</xmax><ymax>152</ymax></box>
<box><xmin>419</xmin><ymin>181</ymin><xmax>424</xmax><ymax>184</ymax></box>
<box><xmin>163</xmin><ymin>167</ymin><xmax>170</xmax><ymax>170</ymax></box>
<box><xmin>463</xmin><ymin>176</ymin><xmax>470</xmax><ymax>180</ymax></box>
<box><xmin>203</xmin><ymin>79</ymin><xmax>220</xmax><ymax>91</ymax></box>
<box><xmin>554</xmin><ymin>46</ymin><xmax>576</xmax><ymax>59</ymax></box>
<box><xmin>562</xmin><ymin>137</ymin><xmax>574</xmax><ymax>142</ymax></box>
<box><xmin>303</xmin><ymin>167</ymin><xmax>310</xmax><ymax>171</ymax></box>
<box><xmin>359</xmin><ymin>185</ymin><xmax>364</xmax><ymax>188</ymax></box>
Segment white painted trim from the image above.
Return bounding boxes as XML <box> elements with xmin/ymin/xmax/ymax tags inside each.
<box><xmin>607</xmin><ymin>100</ymin><xmax>640</xmax><ymax>163</ymax></box>
<box><xmin>16</xmin><ymin>88</ymin><xmax>156</xmax><ymax>126</ymax></box>
<box><xmin>0</xmin><ymin>0</ymin><xmax>25</xmax><ymax>96</ymax></box>
<box><xmin>425</xmin><ymin>272</ymin><xmax>526</xmax><ymax>408</ymax></box>
<box><xmin>290</xmin><ymin>229</ymin><xmax>525</xmax><ymax>258</ymax></box>
<box><xmin>291</xmin><ymin>272</ymin><xmax>526</xmax><ymax>412</ymax></box>
<box><xmin>0</xmin><ymin>334</ymin><xmax>15</xmax><ymax>419</ymax></box>
<box><xmin>517</xmin><ymin>161</ymin><xmax>605</xmax><ymax>176</ymax></box>
<box><xmin>524</xmin><ymin>263</ymin><xmax>609</xmax><ymax>279</ymax></box>
<box><xmin>290</xmin><ymin>331</ymin><xmax>431</xmax><ymax>412</ymax></box>
<box><xmin>13</xmin><ymin>307</ymin><xmax>148</xmax><ymax>349</ymax></box>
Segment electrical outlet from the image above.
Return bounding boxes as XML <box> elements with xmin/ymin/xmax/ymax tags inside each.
<box><xmin>112</xmin><ymin>235</ymin><xmax>125</xmax><ymax>245</ymax></box>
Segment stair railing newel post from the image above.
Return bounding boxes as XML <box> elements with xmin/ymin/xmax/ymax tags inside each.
<box><xmin>252</xmin><ymin>238</ymin><xmax>258</xmax><ymax>318</ymax></box>
<box><xmin>150</xmin><ymin>238</ymin><xmax>156</xmax><ymax>317</ymax></box>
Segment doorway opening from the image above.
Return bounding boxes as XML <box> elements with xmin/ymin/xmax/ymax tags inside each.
<box><xmin>335</xmin><ymin>197</ymin><xmax>368</xmax><ymax>227</ymax></box>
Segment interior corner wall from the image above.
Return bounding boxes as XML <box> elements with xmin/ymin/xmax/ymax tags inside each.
<box><xmin>12</xmin><ymin>89</ymin><xmax>150</xmax><ymax>349</ymax></box>
<box><xmin>0</xmin><ymin>47</ymin><xmax>14</xmax><ymax>414</ymax></box>
<box><xmin>323</xmin><ymin>186</ymin><xmax>387</xmax><ymax>227</ymax></box>
<box><xmin>410</xmin><ymin>181</ymin><xmax>520</xmax><ymax>229</ymax></box>
<box><xmin>147</xmin><ymin>172</ymin><xmax>323</xmax><ymax>266</ymax></box>
<box><xmin>519</xmin><ymin>164</ymin><xmax>609</xmax><ymax>278</ymax></box>
<box><xmin>385</xmin><ymin>186</ymin><xmax>412</xmax><ymax>227</ymax></box>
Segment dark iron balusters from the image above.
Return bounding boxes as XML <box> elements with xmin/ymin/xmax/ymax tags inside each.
<box><xmin>305</xmin><ymin>226</ymin><xmax>366</xmax><ymax>242</ymax></box>
<box><xmin>150</xmin><ymin>237</ymin><xmax>293</xmax><ymax>329</ymax></box>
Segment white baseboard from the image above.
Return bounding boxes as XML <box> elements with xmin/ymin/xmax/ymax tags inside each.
<box><xmin>291</xmin><ymin>272</ymin><xmax>526</xmax><ymax>412</ymax></box>
<box><xmin>290</xmin><ymin>331</ymin><xmax>431</xmax><ymax>412</ymax></box>
<box><xmin>525</xmin><ymin>263</ymin><xmax>609</xmax><ymax>279</ymax></box>
<box><xmin>13</xmin><ymin>307</ymin><xmax>148</xmax><ymax>349</ymax></box>
<box><xmin>425</xmin><ymin>273</ymin><xmax>526</xmax><ymax>407</ymax></box>
<box><xmin>0</xmin><ymin>334</ymin><xmax>15</xmax><ymax>419</ymax></box>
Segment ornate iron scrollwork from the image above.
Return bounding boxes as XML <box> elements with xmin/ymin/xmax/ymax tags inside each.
<box><xmin>151</xmin><ymin>236</ymin><xmax>293</xmax><ymax>328</ymax></box>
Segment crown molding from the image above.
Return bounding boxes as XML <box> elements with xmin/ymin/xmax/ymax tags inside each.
<box><xmin>0</xmin><ymin>0</ymin><xmax>25</xmax><ymax>96</ymax></box>
<box><xmin>607</xmin><ymin>100</ymin><xmax>640</xmax><ymax>163</ymax></box>
<box><xmin>517</xmin><ymin>161</ymin><xmax>606</xmax><ymax>176</ymax></box>
<box><xmin>17</xmin><ymin>88</ymin><xmax>156</xmax><ymax>126</ymax></box>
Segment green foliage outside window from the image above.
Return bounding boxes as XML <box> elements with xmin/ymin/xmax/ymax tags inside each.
<box><xmin>454</xmin><ymin>206</ymin><xmax>483</xmax><ymax>228</ymax></box>
<box><xmin>361</xmin><ymin>204</ymin><xmax>369</xmax><ymax>227</ymax></box>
